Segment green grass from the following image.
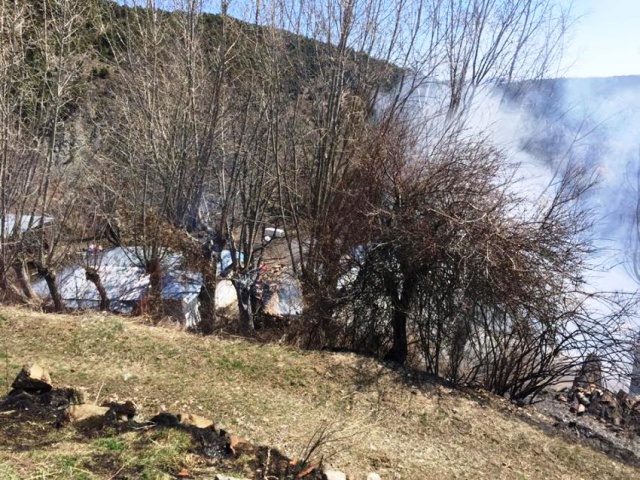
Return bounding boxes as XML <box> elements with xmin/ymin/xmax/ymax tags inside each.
<box><xmin>0</xmin><ymin>306</ymin><xmax>638</xmax><ymax>479</ymax></box>
<box><xmin>0</xmin><ymin>463</ymin><xmax>20</xmax><ymax>480</ymax></box>
<box><xmin>95</xmin><ymin>437</ymin><xmax>127</xmax><ymax>452</ymax></box>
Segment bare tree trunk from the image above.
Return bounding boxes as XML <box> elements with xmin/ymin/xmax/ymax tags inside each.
<box><xmin>386</xmin><ymin>298</ymin><xmax>410</xmax><ymax>365</ymax></box>
<box><xmin>0</xmin><ymin>257</ymin><xmax>23</xmax><ymax>303</ymax></box>
<box><xmin>36</xmin><ymin>263</ymin><xmax>63</xmax><ymax>312</ymax></box>
<box><xmin>236</xmin><ymin>283</ymin><xmax>254</xmax><ymax>333</ymax></box>
<box><xmin>12</xmin><ymin>260</ymin><xmax>37</xmax><ymax>302</ymax></box>
<box><xmin>85</xmin><ymin>267</ymin><xmax>109</xmax><ymax>311</ymax></box>
<box><xmin>198</xmin><ymin>261</ymin><xmax>217</xmax><ymax>334</ymax></box>
<box><xmin>0</xmin><ymin>256</ymin><xmax>8</xmax><ymax>296</ymax></box>
<box><xmin>147</xmin><ymin>256</ymin><xmax>163</xmax><ymax>318</ymax></box>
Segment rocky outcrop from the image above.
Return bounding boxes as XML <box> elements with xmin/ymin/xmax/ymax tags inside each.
<box><xmin>554</xmin><ymin>383</ymin><xmax>640</xmax><ymax>431</ymax></box>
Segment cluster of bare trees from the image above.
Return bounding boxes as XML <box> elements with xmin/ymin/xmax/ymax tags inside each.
<box><xmin>0</xmin><ymin>0</ymin><xmax>635</xmax><ymax>398</ymax></box>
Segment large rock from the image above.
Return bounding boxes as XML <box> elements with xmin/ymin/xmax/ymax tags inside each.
<box><xmin>65</xmin><ymin>404</ymin><xmax>109</xmax><ymax>423</ymax></box>
<box><xmin>576</xmin><ymin>391</ymin><xmax>590</xmax><ymax>407</ymax></box>
<box><xmin>11</xmin><ymin>364</ymin><xmax>52</xmax><ymax>393</ymax></box>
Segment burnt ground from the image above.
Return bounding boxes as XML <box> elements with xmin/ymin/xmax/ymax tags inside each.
<box><xmin>0</xmin><ymin>387</ymin><xmax>322</xmax><ymax>480</ymax></box>
<box><xmin>531</xmin><ymin>391</ymin><xmax>640</xmax><ymax>465</ymax></box>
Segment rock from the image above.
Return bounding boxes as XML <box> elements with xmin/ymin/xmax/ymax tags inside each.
<box><xmin>44</xmin><ymin>387</ymin><xmax>86</xmax><ymax>410</ymax></box>
<box><xmin>66</xmin><ymin>386</ymin><xmax>87</xmax><ymax>405</ymax></box>
<box><xmin>367</xmin><ymin>474</ymin><xmax>381</xmax><ymax>480</ymax></box>
<box><xmin>576</xmin><ymin>391</ymin><xmax>590</xmax><ymax>407</ymax></box>
<box><xmin>321</xmin><ymin>465</ymin><xmax>346</xmax><ymax>480</ymax></box>
<box><xmin>214</xmin><ymin>475</ymin><xmax>248</xmax><ymax>480</ymax></box>
<box><xmin>11</xmin><ymin>364</ymin><xmax>52</xmax><ymax>393</ymax></box>
<box><xmin>322</xmin><ymin>471</ymin><xmax>346</xmax><ymax>480</ymax></box>
<box><xmin>225</xmin><ymin>434</ymin><xmax>254</xmax><ymax>456</ymax></box>
<box><xmin>179</xmin><ymin>412</ymin><xmax>214</xmax><ymax>429</ymax></box>
<box><xmin>600</xmin><ymin>391</ymin><xmax>617</xmax><ymax>405</ymax></box>
<box><xmin>616</xmin><ymin>390</ymin><xmax>635</xmax><ymax>410</ymax></box>
<box><xmin>577</xmin><ymin>404</ymin><xmax>586</xmax><ymax>415</ymax></box>
<box><xmin>65</xmin><ymin>404</ymin><xmax>109</xmax><ymax>423</ymax></box>
<box><xmin>556</xmin><ymin>394</ymin><xmax>568</xmax><ymax>403</ymax></box>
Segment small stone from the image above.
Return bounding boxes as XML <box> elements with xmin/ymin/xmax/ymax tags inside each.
<box><xmin>179</xmin><ymin>412</ymin><xmax>214</xmax><ymax>429</ymax></box>
<box><xmin>367</xmin><ymin>474</ymin><xmax>381</xmax><ymax>480</ymax></box>
<box><xmin>225</xmin><ymin>434</ymin><xmax>254</xmax><ymax>456</ymax></box>
<box><xmin>65</xmin><ymin>404</ymin><xmax>109</xmax><ymax>423</ymax></box>
<box><xmin>577</xmin><ymin>404</ymin><xmax>586</xmax><ymax>415</ymax></box>
<box><xmin>556</xmin><ymin>394</ymin><xmax>568</xmax><ymax>403</ymax></box>
<box><xmin>11</xmin><ymin>364</ymin><xmax>52</xmax><ymax>393</ymax></box>
<box><xmin>321</xmin><ymin>465</ymin><xmax>346</xmax><ymax>480</ymax></box>
<box><xmin>576</xmin><ymin>391</ymin><xmax>590</xmax><ymax>407</ymax></box>
<box><xmin>214</xmin><ymin>475</ymin><xmax>247</xmax><ymax>480</ymax></box>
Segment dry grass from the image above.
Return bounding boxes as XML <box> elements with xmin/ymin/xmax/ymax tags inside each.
<box><xmin>0</xmin><ymin>306</ymin><xmax>638</xmax><ymax>479</ymax></box>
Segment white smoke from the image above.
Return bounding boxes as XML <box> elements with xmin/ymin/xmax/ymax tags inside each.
<box><xmin>465</xmin><ymin>77</ymin><xmax>640</xmax><ymax>297</ymax></box>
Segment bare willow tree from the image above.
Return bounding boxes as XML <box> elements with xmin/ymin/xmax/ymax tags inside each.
<box><xmin>334</xmin><ymin>120</ymin><xmax>636</xmax><ymax>398</ymax></box>
<box><xmin>95</xmin><ymin>0</ymin><xmax>227</xmax><ymax>326</ymax></box>
<box><xmin>0</xmin><ymin>0</ymin><xmax>35</xmax><ymax>301</ymax></box>
<box><xmin>0</xmin><ymin>0</ymin><xmax>98</xmax><ymax>310</ymax></box>
<box><xmin>241</xmin><ymin>0</ymin><xmax>445</xmax><ymax>344</ymax></box>
<box><xmin>243</xmin><ymin>0</ymin><xmax>570</xmax><ymax>347</ymax></box>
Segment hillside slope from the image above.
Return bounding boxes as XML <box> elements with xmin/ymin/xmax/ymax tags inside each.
<box><xmin>0</xmin><ymin>307</ymin><xmax>638</xmax><ymax>479</ymax></box>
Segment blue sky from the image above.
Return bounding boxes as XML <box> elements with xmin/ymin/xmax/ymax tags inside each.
<box><xmin>561</xmin><ymin>0</ymin><xmax>640</xmax><ymax>78</ymax></box>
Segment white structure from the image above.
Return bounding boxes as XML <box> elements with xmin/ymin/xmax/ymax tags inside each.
<box><xmin>33</xmin><ymin>247</ymin><xmax>202</xmax><ymax>327</ymax></box>
<box><xmin>0</xmin><ymin>214</ymin><xmax>53</xmax><ymax>237</ymax></box>
<box><xmin>33</xmin><ymin>246</ymin><xmax>303</xmax><ymax>325</ymax></box>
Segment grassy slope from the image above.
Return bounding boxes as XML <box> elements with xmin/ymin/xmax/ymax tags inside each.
<box><xmin>0</xmin><ymin>306</ymin><xmax>637</xmax><ymax>480</ymax></box>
